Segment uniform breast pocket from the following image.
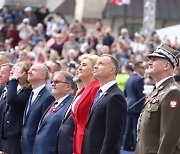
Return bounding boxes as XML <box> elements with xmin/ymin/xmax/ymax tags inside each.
<box><xmin>149</xmin><ymin>105</ymin><xmax>159</xmax><ymax>112</ymax></box>
<box><xmin>143</xmin><ymin>104</ymin><xmax>160</xmax><ymax>127</ymax></box>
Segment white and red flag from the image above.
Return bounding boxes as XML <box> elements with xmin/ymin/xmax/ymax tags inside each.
<box><xmin>109</xmin><ymin>0</ymin><xmax>131</xmax><ymax>5</ymax></box>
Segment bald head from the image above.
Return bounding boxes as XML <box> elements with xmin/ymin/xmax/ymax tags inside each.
<box><xmin>28</xmin><ymin>64</ymin><xmax>49</xmax><ymax>88</ymax></box>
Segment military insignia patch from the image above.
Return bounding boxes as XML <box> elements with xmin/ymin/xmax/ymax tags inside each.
<box><xmin>169</xmin><ymin>100</ymin><xmax>178</xmax><ymax>108</ymax></box>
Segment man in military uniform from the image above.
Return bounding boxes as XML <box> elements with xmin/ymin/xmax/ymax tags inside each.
<box><xmin>135</xmin><ymin>43</ymin><xmax>180</xmax><ymax>154</ymax></box>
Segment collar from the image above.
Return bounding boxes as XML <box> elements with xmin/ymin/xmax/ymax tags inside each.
<box><xmin>32</xmin><ymin>84</ymin><xmax>46</xmax><ymax>95</ymax></box>
<box><xmin>134</xmin><ymin>72</ymin><xmax>143</xmax><ymax>78</ymax></box>
<box><xmin>100</xmin><ymin>80</ymin><xmax>116</xmax><ymax>95</ymax></box>
<box><xmin>55</xmin><ymin>94</ymin><xmax>70</xmax><ymax>108</ymax></box>
<box><xmin>155</xmin><ymin>76</ymin><xmax>173</xmax><ymax>88</ymax></box>
<box><xmin>17</xmin><ymin>85</ymin><xmax>22</xmax><ymax>91</ymax></box>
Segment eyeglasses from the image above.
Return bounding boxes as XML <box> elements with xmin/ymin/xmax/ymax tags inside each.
<box><xmin>51</xmin><ymin>80</ymin><xmax>69</xmax><ymax>85</ymax></box>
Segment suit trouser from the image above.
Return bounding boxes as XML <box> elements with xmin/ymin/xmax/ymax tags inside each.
<box><xmin>7</xmin><ymin>134</ymin><xmax>21</xmax><ymax>154</ymax></box>
<box><xmin>121</xmin><ymin>113</ymin><xmax>139</xmax><ymax>151</ymax></box>
<box><xmin>0</xmin><ymin>139</ymin><xmax>7</xmax><ymax>153</ymax></box>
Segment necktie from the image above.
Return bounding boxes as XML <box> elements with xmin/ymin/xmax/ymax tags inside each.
<box><xmin>91</xmin><ymin>89</ymin><xmax>102</xmax><ymax>110</ymax></box>
<box><xmin>26</xmin><ymin>91</ymin><xmax>34</xmax><ymax>115</ymax></box>
<box><xmin>44</xmin><ymin>101</ymin><xmax>58</xmax><ymax>119</ymax></box>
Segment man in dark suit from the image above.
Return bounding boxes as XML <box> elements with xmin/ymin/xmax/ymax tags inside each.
<box><xmin>0</xmin><ymin>63</ymin><xmax>13</xmax><ymax>153</ymax></box>
<box><xmin>56</xmin><ymin>114</ymin><xmax>75</xmax><ymax>154</ymax></box>
<box><xmin>33</xmin><ymin>71</ymin><xmax>75</xmax><ymax>154</ymax></box>
<box><xmin>0</xmin><ymin>84</ymin><xmax>4</xmax><ymax>97</ymax></box>
<box><xmin>121</xmin><ymin>61</ymin><xmax>145</xmax><ymax>151</ymax></box>
<box><xmin>56</xmin><ymin>69</ymin><xmax>84</xmax><ymax>154</ymax></box>
<box><xmin>82</xmin><ymin>54</ymin><xmax>127</xmax><ymax>154</ymax></box>
<box><xmin>21</xmin><ymin>64</ymin><xmax>55</xmax><ymax>154</ymax></box>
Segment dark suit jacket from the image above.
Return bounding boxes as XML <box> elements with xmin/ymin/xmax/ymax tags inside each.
<box><xmin>3</xmin><ymin>79</ymin><xmax>32</xmax><ymax>137</ymax></box>
<box><xmin>33</xmin><ymin>94</ymin><xmax>74</xmax><ymax>154</ymax></box>
<box><xmin>56</xmin><ymin>107</ymin><xmax>75</xmax><ymax>154</ymax></box>
<box><xmin>122</xmin><ymin>73</ymin><xmax>145</xmax><ymax>150</ymax></box>
<box><xmin>0</xmin><ymin>86</ymin><xmax>6</xmax><ymax>139</ymax></box>
<box><xmin>21</xmin><ymin>85</ymin><xmax>55</xmax><ymax>154</ymax></box>
<box><xmin>82</xmin><ymin>84</ymin><xmax>127</xmax><ymax>154</ymax></box>
<box><xmin>124</xmin><ymin>73</ymin><xmax>145</xmax><ymax>114</ymax></box>
<box><xmin>56</xmin><ymin>89</ymin><xmax>86</xmax><ymax>154</ymax></box>
<box><xmin>0</xmin><ymin>86</ymin><xmax>7</xmax><ymax>151</ymax></box>
<box><xmin>0</xmin><ymin>84</ymin><xmax>4</xmax><ymax>97</ymax></box>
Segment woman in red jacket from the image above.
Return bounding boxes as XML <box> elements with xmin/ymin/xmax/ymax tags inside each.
<box><xmin>71</xmin><ymin>54</ymin><xmax>100</xmax><ymax>154</ymax></box>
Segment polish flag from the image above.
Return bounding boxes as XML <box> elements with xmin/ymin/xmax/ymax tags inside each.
<box><xmin>109</xmin><ymin>0</ymin><xmax>131</xmax><ymax>5</ymax></box>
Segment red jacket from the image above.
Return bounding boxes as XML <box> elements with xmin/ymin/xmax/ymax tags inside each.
<box><xmin>71</xmin><ymin>80</ymin><xmax>100</xmax><ymax>154</ymax></box>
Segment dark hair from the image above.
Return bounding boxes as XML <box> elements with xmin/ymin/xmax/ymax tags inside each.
<box><xmin>63</xmin><ymin>71</ymin><xmax>75</xmax><ymax>89</ymax></box>
<box><xmin>125</xmin><ymin>64</ymin><xmax>134</xmax><ymax>72</ymax></box>
<box><xmin>43</xmin><ymin>64</ymin><xmax>50</xmax><ymax>81</ymax></box>
<box><xmin>101</xmin><ymin>54</ymin><xmax>119</xmax><ymax>75</ymax></box>
<box><xmin>134</xmin><ymin>61</ymin><xmax>143</xmax><ymax>69</ymax></box>
<box><xmin>68</xmin><ymin>61</ymin><xmax>76</xmax><ymax>69</ymax></box>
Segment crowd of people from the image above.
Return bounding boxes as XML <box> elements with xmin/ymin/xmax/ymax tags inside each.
<box><xmin>0</xmin><ymin>2</ymin><xmax>180</xmax><ymax>154</ymax></box>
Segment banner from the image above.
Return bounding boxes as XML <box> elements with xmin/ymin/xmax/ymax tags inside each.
<box><xmin>109</xmin><ymin>0</ymin><xmax>131</xmax><ymax>5</ymax></box>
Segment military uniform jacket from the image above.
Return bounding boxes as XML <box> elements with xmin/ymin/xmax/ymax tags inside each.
<box><xmin>136</xmin><ymin>77</ymin><xmax>180</xmax><ymax>154</ymax></box>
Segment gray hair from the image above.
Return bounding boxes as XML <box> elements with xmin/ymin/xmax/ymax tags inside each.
<box><xmin>42</xmin><ymin>64</ymin><xmax>50</xmax><ymax>81</ymax></box>
<box><xmin>54</xmin><ymin>71</ymin><xmax>75</xmax><ymax>90</ymax></box>
<box><xmin>1</xmin><ymin>63</ymin><xmax>14</xmax><ymax>69</ymax></box>
<box><xmin>0</xmin><ymin>51</ymin><xmax>13</xmax><ymax>63</ymax></box>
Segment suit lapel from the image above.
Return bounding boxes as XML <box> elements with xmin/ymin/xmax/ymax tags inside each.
<box><xmin>23</xmin><ymin>92</ymin><xmax>34</xmax><ymax>125</ymax></box>
<box><xmin>62</xmin><ymin>106</ymin><xmax>72</xmax><ymax>122</ymax></box>
<box><xmin>23</xmin><ymin>87</ymin><xmax>46</xmax><ymax>125</ymax></box>
<box><xmin>37</xmin><ymin>103</ymin><xmax>51</xmax><ymax>130</ymax></box>
<box><xmin>25</xmin><ymin>93</ymin><xmax>41</xmax><ymax>119</ymax></box>
<box><xmin>17</xmin><ymin>88</ymin><xmax>23</xmax><ymax>94</ymax></box>
<box><xmin>37</xmin><ymin>94</ymin><xmax>73</xmax><ymax>132</ymax></box>
<box><xmin>88</xmin><ymin>94</ymin><xmax>105</xmax><ymax>119</ymax></box>
<box><xmin>73</xmin><ymin>86</ymin><xmax>92</xmax><ymax>118</ymax></box>
<box><xmin>37</xmin><ymin>103</ymin><xmax>64</xmax><ymax>131</ymax></box>
<box><xmin>62</xmin><ymin>91</ymin><xmax>83</xmax><ymax>122</ymax></box>
<box><xmin>87</xmin><ymin>84</ymin><xmax>117</xmax><ymax>123</ymax></box>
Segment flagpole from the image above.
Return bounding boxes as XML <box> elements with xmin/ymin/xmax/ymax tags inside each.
<box><xmin>123</xmin><ymin>4</ymin><xmax>128</xmax><ymax>27</ymax></box>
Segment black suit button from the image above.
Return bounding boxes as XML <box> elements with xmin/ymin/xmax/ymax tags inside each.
<box><xmin>6</xmin><ymin>121</ymin><xmax>9</xmax><ymax>124</ymax></box>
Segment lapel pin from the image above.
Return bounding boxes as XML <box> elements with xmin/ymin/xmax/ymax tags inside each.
<box><xmin>103</xmin><ymin>92</ymin><xmax>108</xmax><ymax>96</ymax></box>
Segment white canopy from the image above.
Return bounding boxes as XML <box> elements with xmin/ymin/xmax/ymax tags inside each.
<box><xmin>156</xmin><ymin>24</ymin><xmax>180</xmax><ymax>44</ymax></box>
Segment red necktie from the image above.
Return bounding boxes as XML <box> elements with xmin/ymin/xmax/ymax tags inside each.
<box><xmin>44</xmin><ymin>101</ymin><xmax>58</xmax><ymax>118</ymax></box>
